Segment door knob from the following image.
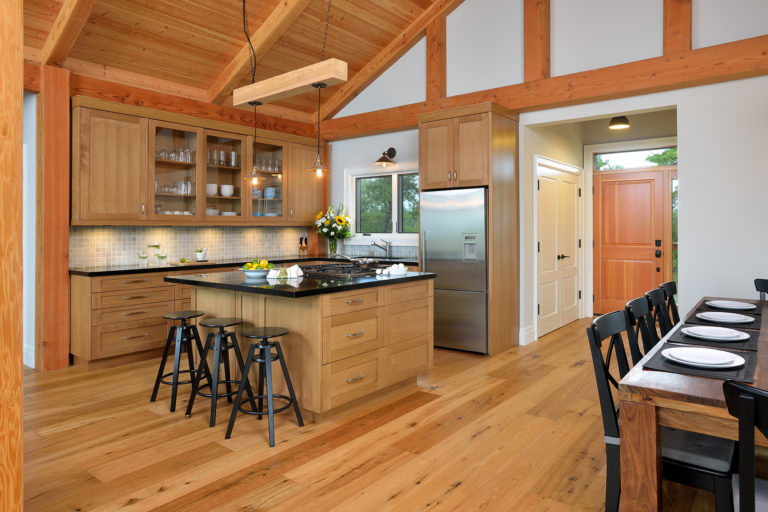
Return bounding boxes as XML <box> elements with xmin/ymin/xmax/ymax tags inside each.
<box><xmin>557</xmin><ymin>254</ymin><xmax>570</xmax><ymax>260</ymax></box>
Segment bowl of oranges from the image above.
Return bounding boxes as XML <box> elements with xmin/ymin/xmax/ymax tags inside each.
<box><xmin>241</xmin><ymin>259</ymin><xmax>274</xmax><ymax>278</ymax></box>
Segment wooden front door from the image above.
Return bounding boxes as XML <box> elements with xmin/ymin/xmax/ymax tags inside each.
<box><xmin>538</xmin><ymin>164</ymin><xmax>581</xmax><ymax>336</ymax></box>
<box><xmin>593</xmin><ymin>167</ymin><xmax>675</xmax><ymax>314</ymax></box>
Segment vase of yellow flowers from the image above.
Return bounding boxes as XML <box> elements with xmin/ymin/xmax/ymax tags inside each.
<box><xmin>314</xmin><ymin>204</ymin><xmax>352</xmax><ymax>255</ymax></box>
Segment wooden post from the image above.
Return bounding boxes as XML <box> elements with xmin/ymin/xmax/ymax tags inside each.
<box><xmin>524</xmin><ymin>0</ymin><xmax>550</xmax><ymax>81</ymax></box>
<box><xmin>620</xmin><ymin>400</ymin><xmax>662</xmax><ymax>511</ymax></box>
<box><xmin>36</xmin><ymin>65</ymin><xmax>71</xmax><ymax>371</ymax></box>
<box><xmin>663</xmin><ymin>0</ymin><xmax>692</xmax><ymax>55</ymax></box>
<box><xmin>426</xmin><ymin>16</ymin><xmax>447</xmax><ymax>105</ymax></box>
<box><xmin>0</xmin><ymin>0</ymin><xmax>25</xmax><ymax>508</ymax></box>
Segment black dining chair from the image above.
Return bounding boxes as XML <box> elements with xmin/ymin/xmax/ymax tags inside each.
<box><xmin>661</xmin><ymin>280</ymin><xmax>681</xmax><ymax>325</ymax></box>
<box><xmin>625</xmin><ymin>296</ymin><xmax>659</xmax><ymax>365</ymax></box>
<box><xmin>755</xmin><ymin>279</ymin><xmax>768</xmax><ymax>301</ymax></box>
<box><xmin>723</xmin><ymin>380</ymin><xmax>768</xmax><ymax>512</ymax></box>
<box><xmin>587</xmin><ymin>311</ymin><xmax>736</xmax><ymax>512</ymax></box>
<box><xmin>647</xmin><ymin>287</ymin><xmax>674</xmax><ymax>338</ymax></box>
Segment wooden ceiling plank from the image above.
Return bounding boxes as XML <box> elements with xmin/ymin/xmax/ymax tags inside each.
<box><xmin>322</xmin><ymin>34</ymin><xmax>768</xmax><ymax>140</ymax></box>
<box><xmin>208</xmin><ymin>0</ymin><xmax>314</xmax><ymax>104</ymax></box>
<box><xmin>426</xmin><ymin>15</ymin><xmax>446</xmax><ymax>104</ymax></box>
<box><xmin>663</xmin><ymin>0</ymin><xmax>692</xmax><ymax>54</ymax></box>
<box><xmin>523</xmin><ymin>0</ymin><xmax>550</xmax><ymax>81</ymax></box>
<box><xmin>318</xmin><ymin>0</ymin><xmax>466</xmax><ymax>120</ymax></box>
<box><xmin>41</xmin><ymin>0</ymin><xmax>96</xmax><ymax>66</ymax></box>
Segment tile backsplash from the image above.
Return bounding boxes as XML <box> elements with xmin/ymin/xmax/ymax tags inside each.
<box><xmin>69</xmin><ymin>226</ymin><xmax>308</xmax><ymax>268</ymax></box>
<box><xmin>337</xmin><ymin>241</ymin><xmax>418</xmax><ymax>260</ymax></box>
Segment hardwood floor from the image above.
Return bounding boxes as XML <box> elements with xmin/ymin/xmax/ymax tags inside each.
<box><xmin>24</xmin><ymin>319</ymin><xmax>720</xmax><ymax>511</ymax></box>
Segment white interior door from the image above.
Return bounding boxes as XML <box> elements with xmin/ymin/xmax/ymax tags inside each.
<box><xmin>537</xmin><ymin>160</ymin><xmax>582</xmax><ymax>337</ymax></box>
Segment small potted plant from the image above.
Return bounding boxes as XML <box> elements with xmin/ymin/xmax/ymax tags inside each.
<box><xmin>314</xmin><ymin>205</ymin><xmax>352</xmax><ymax>255</ymax></box>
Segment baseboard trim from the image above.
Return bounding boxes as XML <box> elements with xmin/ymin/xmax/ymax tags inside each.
<box><xmin>519</xmin><ymin>325</ymin><xmax>536</xmax><ymax>346</ymax></box>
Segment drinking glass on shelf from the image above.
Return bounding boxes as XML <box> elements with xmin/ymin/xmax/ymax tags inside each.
<box><xmin>219</xmin><ymin>150</ymin><xmax>226</xmax><ymax>165</ymax></box>
<box><xmin>168</xmin><ymin>152</ymin><xmax>177</xmax><ymax>161</ymax></box>
<box><xmin>184</xmin><ymin>149</ymin><xmax>192</xmax><ymax>163</ymax></box>
<box><xmin>266</xmin><ymin>158</ymin><xmax>274</xmax><ymax>174</ymax></box>
<box><xmin>176</xmin><ymin>148</ymin><xmax>185</xmax><ymax>161</ymax></box>
<box><xmin>229</xmin><ymin>151</ymin><xmax>237</xmax><ymax>167</ymax></box>
<box><xmin>159</xmin><ymin>149</ymin><xmax>168</xmax><ymax>160</ymax></box>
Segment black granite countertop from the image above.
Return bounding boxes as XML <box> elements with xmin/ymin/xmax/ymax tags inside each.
<box><xmin>69</xmin><ymin>255</ymin><xmax>419</xmax><ymax>276</ymax></box>
<box><xmin>163</xmin><ymin>270</ymin><xmax>435</xmax><ymax>298</ymax></box>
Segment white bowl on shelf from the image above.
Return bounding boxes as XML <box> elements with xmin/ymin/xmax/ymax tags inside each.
<box><xmin>221</xmin><ymin>211</ymin><xmax>237</xmax><ymax>216</ymax></box>
<box><xmin>206</xmin><ymin>183</ymin><xmax>218</xmax><ymax>196</ymax></box>
<box><xmin>220</xmin><ymin>184</ymin><xmax>234</xmax><ymax>197</ymax></box>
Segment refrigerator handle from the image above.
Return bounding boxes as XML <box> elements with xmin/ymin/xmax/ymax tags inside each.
<box><xmin>421</xmin><ymin>230</ymin><xmax>427</xmax><ymax>272</ymax></box>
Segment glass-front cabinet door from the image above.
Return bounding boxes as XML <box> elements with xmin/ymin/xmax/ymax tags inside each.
<box><xmin>149</xmin><ymin>121</ymin><xmax>202</xmax><ymax>220</ymax></box>
<box><xmin>204</xmin><ymin>130</ymin><xmax>245</xmax><ymax>221</ymax></box>
<box><xmin>247</xmin><ymin>139</ymin><xmax>285</xmax><ymax>220</ymax></box>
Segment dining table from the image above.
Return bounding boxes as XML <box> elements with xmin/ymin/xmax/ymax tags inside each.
<box><xmin>618</xmin><ymin>296</ymin><xmax>768</xmax><ymax>511</ymax></box>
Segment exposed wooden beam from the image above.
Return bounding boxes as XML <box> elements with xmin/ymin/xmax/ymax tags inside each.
<box><xmin>233</xmin><ymin>58</ymin><xmax>347</xmax><ymax>106</ymax></box>
<box><xmin>319</xmin><ymin>0</ymin><xmax>466</xmax><ymax>120</ymax></box>
<box><xmin>25</xmin><ymin>45</ymin><xmax>41</xmax><ymax>63</ymax></box>
<box><xmin>41</xmin><ymin>0</ymin><xmax>96</xmax><ymax>66</ymax></box>
<box><xmin>221</xmin><ymin>95</ymin><xmax>315</xmax><ymax>124</ymax></box>
<box><xmin>322</xmin><ymin>34</ymin><xmax>768</xmax><ymax>140</ymax></box>
<box><xmin>0</xmin><ymin>0</ymin><xmax>24</xmax><ymax>507</ymax></box>
<box><xmin>524</xmin><ymin>0</ymin><xmax>550</xmax><ymax>81</ymax></box>
<box><xmin>25</xmin><ymin>61</ymin><xmax>42</xmax><ymax>92</ymax></box>
<box><xmin>36</xmin><ymin>65</ymin><xmax>71</xmax><ymax>371</ymax></box>
<box><xmin>664</xmin><ymin>0</ymin><xmax>692</xmax><ymax>54</ymax></box>
<box><xmin>70</xmin><ymin>74</ymin><xmax>315</xmax><ymax>138</ymax></box>
<box><xmin>426</xmin><ymin>16</ymin><xmax>446</xmax><ymax>104</ymax></box>
<box><xmin>207</xmin><ymin>0</ymin><xmax>314</xmax><ymax>104</ymax></box>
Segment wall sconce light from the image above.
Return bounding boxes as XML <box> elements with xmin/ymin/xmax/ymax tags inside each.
<box><xmin>609</xmin><ymin>115</ymin><xmax>630</xmax><ymax>130</ymax></box>
<box><xmin>375</xmin><ymin>147</ymin><xmax>397</xmax><ymax>167</ymax></box>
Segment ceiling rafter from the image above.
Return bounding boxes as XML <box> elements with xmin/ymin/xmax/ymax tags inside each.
<box><xmin>207</xmin><ymin>0</ymin><xmax>314</xmax><ymax>105</ymax></box>
<box><xmin>318</xmin><ymin>0</ymin><xmax>466</xmax><ymax>121</ymax></box>
<box><xmin>41</xmin><ymin>0</ymin><xmax>96</xmax><ymax>66</ymax></box>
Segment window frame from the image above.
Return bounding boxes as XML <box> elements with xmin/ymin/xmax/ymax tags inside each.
<box><xmin>343</xmin><ymin>166</ymin><xmax>419</xmax><ymax>246</ymax></box>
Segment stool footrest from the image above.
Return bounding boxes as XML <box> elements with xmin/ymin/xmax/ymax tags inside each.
<box><xmin>196</xmin><ymin>381</ymin><xmax>240</xmax><ymax>399</ymax></box>
<box><xmin>238</xmin><ymin>394</ymin><xmax>294</xmax><ymax>416</ymax></box>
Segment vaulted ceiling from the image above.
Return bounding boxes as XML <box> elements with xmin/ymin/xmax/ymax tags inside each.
<box><xmin>23</xmin><ymin>0</ymin><xmax>445</xmax><ymax>122</ymax></box>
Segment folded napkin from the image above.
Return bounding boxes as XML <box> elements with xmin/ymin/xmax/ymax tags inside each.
<box><xmin>267</xmin><ymin>264</ymin><xmax>304</xmax><ymax>279</ymax></box>
<box><xmin>266</xmin><ymin>277</ymin><xmax>303</xmax><ymax>288</ymax></box>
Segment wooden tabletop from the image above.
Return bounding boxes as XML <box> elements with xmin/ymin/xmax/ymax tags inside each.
<box><xmin>619</xmin><ymin>296</ymin><xmax>767</xmax><ymax>416</ymax></box>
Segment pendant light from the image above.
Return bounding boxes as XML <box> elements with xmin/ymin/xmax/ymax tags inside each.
<box><xmin>375</xmin><ymin>147</ymin><xmax>397</xmax><ymax>167</ymax></box>
<box><xmin>241</xmin><ymin>0</ymin><xmax>261</xmax><ymax>187</ymax></box>
<box><xmin>609</xmin><ymin>115</ymin><xmax>630</xmax><ymax>130</ymax></box>
<box><xmin>307</xmin><ymin>0</ymin><xmax>334</xmax><ymax>178</ymax></box>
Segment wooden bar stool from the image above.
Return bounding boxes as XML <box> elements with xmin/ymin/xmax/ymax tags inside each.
<box><xmin>150</xmin><ymin>310</ymin><xmax>209</xmax><ymax>412</ymax></box>
<box><xmin>186</xmin><ymin>317</ymin><xmax>253</xmax><ymax>427</ymax></box>
<box><xmin>225</xmin><ymin>327</ymin><xmax>304</xmax><ymax>447</ymax></box>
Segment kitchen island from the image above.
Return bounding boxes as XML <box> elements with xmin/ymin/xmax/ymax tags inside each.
<box><xmin>164</xmin><ymin>270</ymin><xmax>435</xmax><ymax>416</ymax></box>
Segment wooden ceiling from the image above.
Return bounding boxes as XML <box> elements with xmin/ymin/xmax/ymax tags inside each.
<box><xmin>23</xmin><ymin>0</ymin><xmax>443</xmax><ymax>122</ymax></box>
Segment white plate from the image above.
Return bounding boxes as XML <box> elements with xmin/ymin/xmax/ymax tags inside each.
<box><xmin>696</xmin><ymin>311</ymin><xmax>754</xmax><ymax>324</ymax></box>
<box><xmin>705</xmin><ymin>300</ymin><xmax>757</xmax><ymax>311</ymax></box>
<box><xmin>662</xmin><ymin>347</ymin><xmax>745</xmax><ymax>369</ymax></box>
<box><xmin>221</xmin><ymin>211</ymin><xmax>237</xmax><ymax>216</ymax></box>
<box><xmin>680</xmin><ymin>326</ymin><xmax>750</xmax><ymax>342</ymax></box>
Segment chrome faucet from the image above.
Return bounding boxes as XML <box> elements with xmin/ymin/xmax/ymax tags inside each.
<box><xmin>371</xmin><ymin>239</ymin><xmax>392</xmax><ymax>258</ymax></box>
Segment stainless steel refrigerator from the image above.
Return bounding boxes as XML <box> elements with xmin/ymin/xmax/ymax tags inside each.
<box><xmin>420</xmin><ymin>187</ymin><xmax>488</xmax><ymax>354</ymax></box>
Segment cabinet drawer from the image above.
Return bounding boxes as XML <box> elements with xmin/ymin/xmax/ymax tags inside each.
<box><xmin>323</xmin><ymin>351</ymin><xmax>379</xmax><ymax>410</ymax></box>
<box><xmin>322</xmin><ymin>308</ymin><xmax>383</xmax><ymax>364</ymax></box>
<box><xmin>177</xmin><ymin>285</ymin><xmax>191</xmax><ymax>300</ymax></box>
<box><xmin>379</xmin><ymin>335</ymin><xmax>431</xmax><ymax>388</ymax></box>
<box><xmin>92</xmin><ymin>274</ymin><xmax>167</xmax><ymax>292</ymax></box>
<box><xmin>385</xmin><ymin>280</ymin><xmax>433</xmax><ymax>304</ymax></box>
<box><xmin>92</xmin><ymin>287</ymin><xmax>173</xmax><ymax>309</ymax></box>
<box><xmin>92</xmin><ymin>301</ymin><xmax>172</xmax><ymax>326</ymax></box>
<box><xmin>92</xmin><ymin>319</ymin><xmax>169</xmax><ymax>358</ymax></box>
<box><xmin>322</xmin><ymin>288</ymin><xmax>381</xmax><ymax>316</ymax></box>
<box><xmin>386</xmin><ymin>297</ymin><xmax>433</xmax><ymax>346</ymax></box>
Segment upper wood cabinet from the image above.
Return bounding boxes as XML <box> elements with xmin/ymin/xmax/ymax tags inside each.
<box><xmin>72</xmin><ymin>107</ymin><xmax>148</xmax><ymax>222</ymax></box>
<box><xmin>285</xmin><ymin>143</ymin><xmax>324</xmax><ymax>225</ymax></box>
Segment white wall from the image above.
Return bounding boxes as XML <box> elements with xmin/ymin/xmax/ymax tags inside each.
<box><xmin>692</xmin><ymin>0</ymin><xmax>768</xmax><ymax>49</ymax></box>
<box><xmin>446</xmin><ymin>0</ymin><xmax>523</xmax><ymax>96</ymax></box>
<box><xmin>550</xmin><ymin>0</ymin><xmax>662</xmax><ymax>76</ymax></box>
<box><xmin>23</xmin><ymin>93</ymin><xmax>36</xmax><ymax>368</ymax></box>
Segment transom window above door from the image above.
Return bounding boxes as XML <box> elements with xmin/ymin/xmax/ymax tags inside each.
<box><xmin>595</xmin><ymin>147</ymin><xmax>677</xmax><ymax>170</ymax></box>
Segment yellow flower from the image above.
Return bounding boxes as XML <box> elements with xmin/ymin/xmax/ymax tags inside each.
<box><xmin>315</xmin><ymin>211</ymin><xmax>324</xmax><ymax>221</ymax></box>
<box><xmin>324</xmin><ymin>220</ymin><xmax>330</xmax><ymax>226</ymax></box>
<box><xmin>335</xmin><ymin>216</ymin><xmax>345</xmax><ymax>225</ymax></box>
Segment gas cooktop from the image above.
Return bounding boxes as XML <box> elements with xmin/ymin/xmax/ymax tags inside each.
<box><xmin>301</xmin><ymin>264</ymin><xmax>383</xmax><ymax>280</ymax></box>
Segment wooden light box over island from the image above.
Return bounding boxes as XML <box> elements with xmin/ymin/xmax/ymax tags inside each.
<box><xmin>164</xmin><ymin>269</ymin><xmax>435</xmax><ymax>416</ymax></box>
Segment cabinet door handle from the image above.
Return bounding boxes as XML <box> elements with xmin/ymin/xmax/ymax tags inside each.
<box><xmin>453</xmin><ymin>171</ymin><xmax>457</xmax><ymax>181</ymax></box>
<box><xmin>123</xmin><ymin>294</ymin><xmax>149</xmax><ymax>300</ymax></box>
<box><xmin>123</xmin><ymin>333</ymin><xmax>149</xmax><ymax>340</ymax></box>
<box><xmin>141</xmin><ymin>203</ymin><xmax>145</xmax><ymax>215</ymax></box>
<box><xmin>290</xmin><ymin>208</ymin><xmax>294</xmax><ymax>216</ymax></box>
<box><xmin>123</xmin><ymin>310</ymin><xmax>148</xmax><ymax>316</ymax></box>
<box><xmin>345</xmin><ymin>298</ymin><xmax>364</xmax><ymax>304</ymax></box>
<box><xmin>447</xmin><ymin>172</ymin><xmax>451</xmax><ymax>181</ymax></box>
<box><xmin>345</xmin><ymin>374</ymin><xmax>366</xmax><ymax>383</ymax></box>
<box><xmin>346</xmin><ymin>331</ymin><xmax>365</xmax><ymax>338</ymax></box>
<box><xmin>122</xmin><ymin>279</ymin><xmax>147</xmax><ymax>284</ymax></box>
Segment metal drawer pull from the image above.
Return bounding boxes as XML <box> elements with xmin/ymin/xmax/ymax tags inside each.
<box><xmin>345</xmin><ymin>374</ymin><xmax>366</xmax><ymax>383</ymax></box>
<box><xmin>346</xmin><ymin>331</ymin><xmax>365</xmax><ymax>338</ymax></box>
<box><xmin>345</xmin><ymin>298</ymin><xmax>364</xmax><ymax>304</ymax></box>
<box><xmin>123</xmin><ymin>310</ymin><xmax>148</xmax><ymax>316</ymax></box>
<box><xmin>123</xmin><ymin>333</ymin><xmax>149</xmax><ymax>340</ymax></box>
<box><xmin>121</xmin><ymin>279</ymin><xmax>147</xmax><ymax>284</ymax></box>
<box><xmin>123</xmin><ymin>294</ymin><xmax>149</xmax><ymax>300</ymax></box>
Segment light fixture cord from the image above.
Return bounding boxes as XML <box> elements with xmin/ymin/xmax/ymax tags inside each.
<box><xmin>321</xmin><ymin>0</ymin><xmax>332</xmax><ymax>61</ymax></box>
<box><xmin>243</xmin><ymin>0</ymin><xmax>260</xmax><ymax>174</ymax></box>
<box><xmin>315</xmin><ymin>0</ymin><xmax>333</xmax><ymax>162</ymax></box>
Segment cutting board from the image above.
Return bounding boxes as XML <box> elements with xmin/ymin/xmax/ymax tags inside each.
<box><xmin>169</xmin><ymin>260</ymin><xmax>216</xmax><ymax>266</ymax></box>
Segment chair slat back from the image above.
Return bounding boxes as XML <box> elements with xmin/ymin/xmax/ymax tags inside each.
<box><xmin>625</xmin><ymin>296</ymin><xmax>658</xmax><ymax>364</ymax></box>
<box><xmin>646</xmin><ymin>288</ymin><xmax>673</xmax><ymax>338</ymax></box>
<box><xmin>755</xmin><ymin>278</ymin><xmax>768</xmax><ymax>301</ymax></box>
<box><xmin>660</xmin><ymin>281</ymin><xmax>680</xmax><ymax>325</ymax></box>
<box><xmin>723</xmin><ymin>380</ymin><xmax>768</xmax><ymax>512</ymax></box>
<box><xmin>586</xmin><ymin>310</ymin><xmax>632</xmax><ymax>439</ymax></box>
